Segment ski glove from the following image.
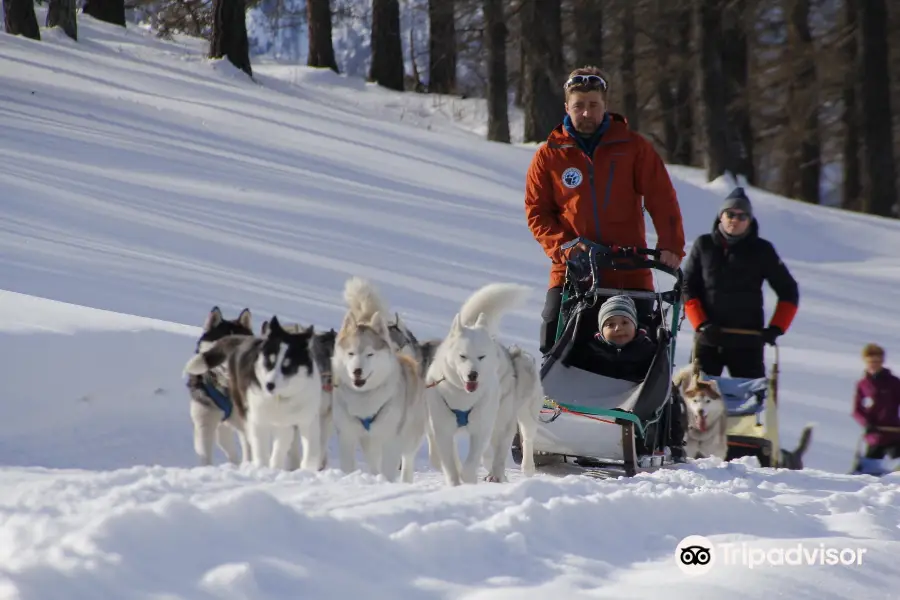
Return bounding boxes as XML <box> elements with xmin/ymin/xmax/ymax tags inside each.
<box><xmin>698</xmin><ymin>322</ymin><xmax>721</xmax><ymax>345</ymax></box>
<box><xmin>762</xmin><ymin>326</ymin><xmax>783</xmax><ymax>346</ymax></box>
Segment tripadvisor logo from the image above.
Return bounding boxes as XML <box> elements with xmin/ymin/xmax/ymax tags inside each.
<box><xmin>675</xmin><ymin>535</ymin><xmax>868</xmax><ymax>576</ymax></box>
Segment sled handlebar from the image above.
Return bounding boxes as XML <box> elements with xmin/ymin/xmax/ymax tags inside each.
<box><xmin>560</xmin><ymin>237</ymin><xmax>683</xmax><ymax>290</ymax></box>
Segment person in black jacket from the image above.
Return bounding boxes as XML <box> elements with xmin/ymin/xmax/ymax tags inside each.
<box><xmin>682</xmin><ymin>187</ymin><xmax>799</xmax><ymax>378</ymax></box>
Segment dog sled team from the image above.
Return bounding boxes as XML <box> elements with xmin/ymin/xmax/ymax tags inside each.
<box><xmin>182</xmin><ymin>276</ymin><xmax>545</xmax><ymax>486</ymax></box>
<box><xmin>180</xmin><ymin>63</ymin><xmax>897</xmax><ymax>481</ymax></box>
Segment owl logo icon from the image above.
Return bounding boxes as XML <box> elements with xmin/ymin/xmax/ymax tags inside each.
<box><xmin>561</xmin><ymin>167</ymin><xmax>583</xmax><ymax>189</ymax></box>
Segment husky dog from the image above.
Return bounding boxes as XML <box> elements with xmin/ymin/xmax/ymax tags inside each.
<box><xmin>387</xmin><ymin>313</ymin><xmax>440</xmax><ymax>376</ymax></box>
<box><xmin>386</xmin><ymin>313</ymin><xmax>443</xmax><ymax>470</ymax></box>
<box><xmin>673</xmin><ymin>362</ymin><xmax>815</xmax><ymax>468</ymax></box>
<box><xmin>184</xmin><ymin>316</ymin><xmax>325</xmax><ymax>471</ymax></box>
<box><xmin>425</xmin><ymin>283</ymin><xmax>544</xmax><ymax>486</ymax></box>
<box><xmin>186</xmin><ymin>306</ymin><xmax>254</xmax><ymax>466</ymax></box>
<box><xmin>261</xmin><ymin>320</ymin><xmax>337</xmax><ymax>471</ymax></box>
<box><xmin>331</xmin><ymin>277</ymin><xmax>427</xmax><ymax>482</ymax></box>
<box><xmin>673</xmin><ymin>361</ymin><xmax>729</xmax><ymax>459</ymax></box>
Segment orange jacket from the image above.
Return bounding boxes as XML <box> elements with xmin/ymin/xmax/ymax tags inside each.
<box><xmin>524</xmin><ymin>113</ymin><xmax>685</xmax><ymax>290</ymax></box>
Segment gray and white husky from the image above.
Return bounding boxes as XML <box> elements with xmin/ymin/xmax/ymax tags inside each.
<box><xmin>424</xmin><ymin>283</ymin><xmax>544</xmax><ymax>486</ymax></box>
<box><xmin>183</xmin><ymin>316</ymin><xmax>326</xmax><ymax>471</ymax></box>
<box><xmin>186</xmin><ymin>306</ymin><xmax>254</xmax><ymax>466</ymax></box>
<box><xmin>261</xmin><ymin>319</ymin><xmax>337</xmax><ymax>471</ymax></box>
<box><xmin>331</xmin><ymin>277</ymin><xmax>427</xmax><ymax>482</ymax></box>
<box><xmin>673</xmin><ymin>361</ymin><xmax>729</xmax><ymax>460</ymax></box>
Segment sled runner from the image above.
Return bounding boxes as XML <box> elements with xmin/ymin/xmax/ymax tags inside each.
<box><xmin>512</xmin><ymin>238</ymin><xmax>686</xmax><ymax>478</ymax></box>
<box><xmin>850</xmin><ymin>426</ymin><xmax>900</xmax><ymax>476</ymax></box>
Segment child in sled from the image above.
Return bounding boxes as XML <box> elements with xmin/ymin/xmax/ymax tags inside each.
<box><xmin>568</xmin><ymin>295</ymin><xmax>656</xmax><ymax>383</ymax></box>
<box><xmin>851</xmin><ymin>343</ymin><xmax>900</xmax><ymax>474</ymax></box>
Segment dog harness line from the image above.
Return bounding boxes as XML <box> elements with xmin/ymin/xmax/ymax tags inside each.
<box><xmin>358</xmin><ymin>400</ymin><xmax>389</xmax><ymax>431</ymax></box>
<box><xmin>200</xmin><ymin>373</ymin><xmax>233</xmax><ymax>421</ymax></box>
<box><xmin>427</xmin><ymin>377</ymin><xmax>473</xmax><ymax>428</ymax></box>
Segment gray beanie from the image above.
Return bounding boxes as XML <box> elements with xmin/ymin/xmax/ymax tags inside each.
<box><xmin>719</xmin><ymin>186</ymin><xmax>753</xmax><ymax>218</ymax></box>
<box><xmin>597</xmin><ymin>295</ymin><xmax>638</xmax><ymax>331</ymax></box>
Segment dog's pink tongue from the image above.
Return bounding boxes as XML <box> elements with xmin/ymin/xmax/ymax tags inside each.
<box><xmin>465</xmin><ymin>381</ymin><xmax>478</xmax><ymax>392</ymax></box>
<box><xmin>699</xmin><ymin>413</ymin><xmax>707</xmax><ymax>432</ymax></box>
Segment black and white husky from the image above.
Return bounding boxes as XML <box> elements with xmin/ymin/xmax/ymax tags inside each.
<box><xmin>183</xmin><ymin>316</ymin><xmax>326</xmax><ymax>471</ymax></box>
<box><xmin>186</xmin><ymin>306</ymin><xmax>254</xmax><ymax>466</ymax></box>
<box><xmin>261</xmin><ymin>319</ymin><xmax>337</xmax><ymax>471</ymax></box>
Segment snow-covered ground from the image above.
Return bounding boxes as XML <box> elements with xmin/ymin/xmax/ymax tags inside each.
<box><xmin>2</xmin><ymin>13</ymin><xmax>900</xmax><ymax>598</ymax></box>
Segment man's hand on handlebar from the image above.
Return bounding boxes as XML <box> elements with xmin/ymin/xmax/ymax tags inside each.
<box><xmin>659</xmin><ymin>250</ymin><xmax>681</xmax><ymax>270</ymax></box>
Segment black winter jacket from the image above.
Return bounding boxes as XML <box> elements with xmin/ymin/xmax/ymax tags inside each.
<box><xmin>568</xmin><ymin>331</ymin><xmax>657</xmax><ymax>383</ymax></box>
<box><xmin>682</xmin><ymin>217</ymin><xmax>799</xmax><ymax>331</ymax></box>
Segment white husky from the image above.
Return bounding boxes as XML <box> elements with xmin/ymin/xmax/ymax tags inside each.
<box><xmin>425</xmin><ymin>283</ymin><xmax>544</xmax><ymax>486</ymax></box>
<box><xmin>331</xmin><ymin>277</ymin><xmax>427</xmax><ymax>482</ymax></box>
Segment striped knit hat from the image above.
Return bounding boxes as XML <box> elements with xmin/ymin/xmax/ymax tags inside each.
<box><xmin>597</xmin><ymin>295</ymin><xmax>638</xmax><ymax>331</ymax></box>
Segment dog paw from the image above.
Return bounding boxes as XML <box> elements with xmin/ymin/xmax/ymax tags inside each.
<box><xmin>483</xmin><ymin>474</ymin><xmax>503</xmax><ymax>483</ymax></box>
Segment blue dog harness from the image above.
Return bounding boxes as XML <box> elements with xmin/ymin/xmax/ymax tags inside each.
<box><xmin>201</xmin><ymin>373</ymin><xmax>233</xmax><ymax>421</ymax></box>
<box><xmin>427</xmin><ymin>377</ymin><xmax>473</xmax><ymax>428</ymax></box>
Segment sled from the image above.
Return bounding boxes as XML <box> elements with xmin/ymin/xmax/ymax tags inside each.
<box><xmin>512</xmin><ymin>237</ymin><xmax>686</xmax><ymax>478</ymax></box>
<box><xmin>692</xmin><ymin>329</ymin><xmax>782</xmax><ymax>468</ymax></box>
<box><xmin>850</xmin><ymin>426</ymin><xmax>900</xmax><ymax>476</ymax></box>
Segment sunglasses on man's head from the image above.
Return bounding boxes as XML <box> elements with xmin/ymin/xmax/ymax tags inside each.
<box><xmin>724</xmin><ymin>210</ymin><xmax>749</xmax><ymax>221</ymax></box>
<box><xmin>563</xmin><ymin>74</ymin><xmax>608</xmax><ymax>91</ymax></box>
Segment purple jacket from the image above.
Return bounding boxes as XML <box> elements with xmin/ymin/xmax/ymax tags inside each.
<box><xmin>853</xmin><ymin>368</ymin><xmax>900</xmax><ymax>446</ymax></box>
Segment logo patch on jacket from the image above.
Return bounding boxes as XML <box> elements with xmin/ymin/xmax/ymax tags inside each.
<box><xmin>561</xmin><ymin>167</ymin><xmax>583</xmax><ymax>188</ymax></box>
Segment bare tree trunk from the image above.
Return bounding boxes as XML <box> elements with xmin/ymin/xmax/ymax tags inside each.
<box><xmin>698</xmin><ymin>0</ymin><xmax>735</xmax><ymax>181</ymax></box>
<box><xmin>521</xmin><ymin>0</ymin><xmax>562</xmax><ymax>143</ymax></box>
<box><xmin>655</xmin><ymin>0</ymin><xmax>678</xmax><ymax>160</ymax></box>
<box><xmin>483</xmin><ymin>0</ymin><xmax>510</xmax><ymax>143</ymax></box>
<box><xmin>621</xmin><ymin>1</ymin><xmax>638</xmax><ymax>130</ymax></box>
<box><xmin>3</xmin><ymin>0</ymin><xmax>40</xmax><ymax>39</ymax></box>
<box><xmin>858</xmin><ymin>0</ymin><xmax>897</xmax><ymax>217</ymax></box>
<box><xmin>209</xmin><ymin>0</ymin><xmax>252</xmax><ymax>77</ymax></box>
<box><xmin>722</xmin><ymin>0</ymin><xmax>754</xmax><ymax>184</ymax></box>
<box><xmin>307</xmin><ymin>0</ymin><xmax>338</xmax><ymax>72</ymax></box>
<box><xmin>428</xmin><ymin>0</ymin><xmax>456</xmax><ymax>94</ymax></box>
<box><xmin>572</xmin><ymin>0</ymin><xmax>602</xmax><ymax>68</ymax></box>
<box><xmin>674</xmin><ymin>4</ymin><xmax>694</xmax><ymax>165</ymax></box>
<box><xmin>369</xmin><ymin>0</ymin><xmax>405</xmax><ymax>91</ymax></box>
<box><xmin>82</xmin><ymin>0</ymin><xmax>125</xmax><ymax>26</ymax></box>
<box><xmin>409</xmin><ymin>22</ymin><xmax>424</xmax><ymax>92</ymax></box>
<box><xmin>841</xmin><ymin>0</ymin><xmax>861</xmax><ymax>210</ymax></box>
<box><xmin>515</xmin><ymin>35</ymin><xmax>524</xmax><ymax>106</ymax></box>
<box><xmin>777</xmin><ymin>0</ymin><xmax>820</xmax><ymax>202</ymax></box>
<box><xmin>47</xmin><ymin>0</ymin><xmax>77</xmax><ymax>41</ymax></box>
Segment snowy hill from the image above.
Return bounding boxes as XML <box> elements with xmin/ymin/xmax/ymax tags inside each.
<box><xmin>3</xmin><ymin>13</ymin><xmax>900</xmax><ymax>599</ymax></box>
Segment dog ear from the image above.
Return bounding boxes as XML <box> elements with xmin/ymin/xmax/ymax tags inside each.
<box><xmin>473</xmin><ymin>312</ymin><xmax>488</xmax><ymax>330</ymax></box>
<box><xmin>204</xmin><ymin>306</ymin><xmax>223</xmax><ymax>331</ymax></box>
<box><xmin>369</xmin><ymin>311</ymin><xmax>390</xmax><ymax>341</ymax></box>
<box><xmin>672</xmin><ymin>364</ymin><xmax>691</xmax><ymax>388</ymax></box>
<box><xmin>237</xmin><ymin>308</ymin><xmax>252</xmax><ymax>330</ymax></box>
<box><xmin>691</xmin><ymin>357</ymin><xmax>702</xmax><ymax>380</ymax></box>
<box><xmin>260</xmin><ymin>320</ymin><xmax>270</xmax><ymax>336</ymax></box>
<box><xmin>449</xmin><ymin>312</ymin><xmax>462</xmax><ymax>335</ymax></box>
<box><xmin>269</xmin><ymin>315</ymin><xmax>284</xmax><ymax>336</ymax></box>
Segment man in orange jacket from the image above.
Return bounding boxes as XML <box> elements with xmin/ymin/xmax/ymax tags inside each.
<box><xmin>525</xmin><ymin>66</ymin><xmax>686</xmax><ymax>354</ymax></box>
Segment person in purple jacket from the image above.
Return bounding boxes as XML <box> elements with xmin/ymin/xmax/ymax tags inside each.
<box><xmin>851</xmin><ymin>343</ymin><xmax>900</xmax><ymax>473</ymax></box>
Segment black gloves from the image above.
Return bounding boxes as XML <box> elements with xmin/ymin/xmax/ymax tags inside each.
<box><xmin>762</xmin><ymin>326</ymin><xmax>783</xmax><ymax>346</ymax></box>
<box><xmin>698</xmin><ymin>322</ymin><xmax>721</xmax><ymax>345</ymax></box>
